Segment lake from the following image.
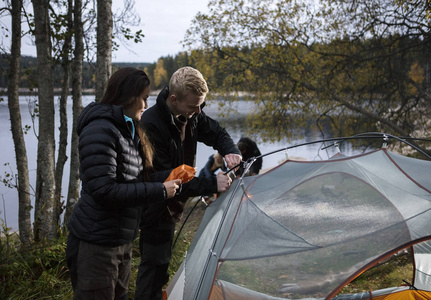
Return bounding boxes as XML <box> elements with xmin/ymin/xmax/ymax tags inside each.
<box><xmin>0</xmin><ymin>95</ymin><xmax>356</xmax><ymax>231</ymax></box>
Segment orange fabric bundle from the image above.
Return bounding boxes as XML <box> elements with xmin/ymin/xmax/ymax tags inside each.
<box><xmin>165</xmin><ymin>164</ymin><xmax>196</xmax><ymax>183</ymax></box>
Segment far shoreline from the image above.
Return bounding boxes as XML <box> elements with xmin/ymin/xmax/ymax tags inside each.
<box><xmin>0</xmin><ymin>88</ymin><xmax>162</xmax><ymax>97</ymax></box>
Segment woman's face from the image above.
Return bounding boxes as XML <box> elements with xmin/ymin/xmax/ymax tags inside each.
<box><xmin>124</xmin><ymin>86</ymin><xmax>150</xmax><ymax>121</ymax></box>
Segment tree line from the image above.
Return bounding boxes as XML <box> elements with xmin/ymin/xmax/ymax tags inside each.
<box><xmin>0</xmin><ymin>54</ymin><xmax>189</xmax><ymax>92</ymax></box>
<box><xmin>1</xmin><ymin>0</ymin><xmax>430</xmax><ymax>247</ymax></box>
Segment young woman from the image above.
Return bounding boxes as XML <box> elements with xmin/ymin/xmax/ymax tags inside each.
<box><xmin>66</xmin><ymin>68</ymin><xmax>181</xmax><ymax>299</ymax></box>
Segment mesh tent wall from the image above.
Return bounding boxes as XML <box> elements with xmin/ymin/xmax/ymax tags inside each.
<box><xmin>166</xmin><ymin>149</ymin><xmax>431</xmax><ymax>300</ymax></box>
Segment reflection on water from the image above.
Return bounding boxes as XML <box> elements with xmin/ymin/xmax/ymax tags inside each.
<box><xmin>0</xmin><ymin>95</ymin><xmax>359</xmax><ymax>231</ymax></box>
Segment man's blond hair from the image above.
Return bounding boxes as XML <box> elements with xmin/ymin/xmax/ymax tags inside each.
<box><xmin>169</xmin><ymin>66</ymin><xmax>209</xmax><ymax>100</ymax></box>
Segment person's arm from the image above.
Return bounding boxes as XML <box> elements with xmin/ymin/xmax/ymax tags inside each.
<box><xmin>199</xmin><ymin>155</ymin><xmax>216</xmax><ymax>178</ymax></box>
<box><xmin>179</xmin><ymin>175</ymin><xmax>218</xmax><ymax>199</ymax></box>
<box><xmin>195</xmin><ymin>111</ymin><xmax>242</xmax><ymax>170</ymax></box>
<box><xmin>196</xmin><ymin>111</ymin><xmax>241</xmax><ymax>157</ymax></box>
<box><xmin>79</xmin><ymin>122</ymin><xmax>172</xmax><ymax>209</ymax></box>
<box><xmin>148</xmin><ymin>169</ymin><xmax>171</xmax><ymax>182</ymax></box>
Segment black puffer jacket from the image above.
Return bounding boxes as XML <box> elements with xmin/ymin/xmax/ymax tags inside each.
<box><xmin>67</xmin><ymin>102</ymin><xmax>168</xmax><ymax>246</ymax></box>
<box><xmin>140</xmin><ymin>86</ymin><xmax>241</xmax><ymax>223</ymax></box>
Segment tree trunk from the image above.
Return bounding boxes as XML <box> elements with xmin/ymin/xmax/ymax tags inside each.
<box><xmin>32</xmin><ymin>0</ymin><xmax>57</xmax><ymax>241</ymax></box>
<box><xmin>8</xmin><ymin>0</ymin><xmax>33</xmax><ymax>244</ymax></box>
<box><xmin>95</xmin><ymin>0</ymin><xmax>113</xmax><ymax>101</ymax></box>
<box><xmin>65</xmin><ymin>0</ymin><xmax>84</xmax><ymax>224</ymax></box>
<box><xmin>54</xmin><ymin>0</ymin><xmax>73</xmax><ymax>227</ymax></box>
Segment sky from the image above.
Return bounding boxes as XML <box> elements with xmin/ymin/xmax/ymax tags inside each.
<box><xmin>0</xmin><ymin>0</ymin><xmax>210</xmax><ymax>64</ymax></box>
<box><xmin>112</xmin><ymin>0</ymin><xmax>210</xmax><ymax>63</ymax></box>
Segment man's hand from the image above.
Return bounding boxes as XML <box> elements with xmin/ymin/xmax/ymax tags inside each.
<box><xmin>224</xmin><ymin>153</ymin><xmax>242</xmax><ymax>171</ymax></box>
<box><xmin>216</xmin><ymin>172</ymin><xmax>232</xmax><ymax>192</ymax></box>
<box><xmin>163</xmin><ymin>179</ymin><xmax>182</xmax><ymax>199</ymax></box>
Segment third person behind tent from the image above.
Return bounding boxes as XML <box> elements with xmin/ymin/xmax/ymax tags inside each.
<box><xmin>237</xmin><ymin>137</ymin><xmax>263</xmax><ymax>176</ymax></box>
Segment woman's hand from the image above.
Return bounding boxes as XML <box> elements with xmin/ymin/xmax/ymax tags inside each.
<box><xmin>163</xmin><ymin>179</ymin><xmax>182</xmax><ymax>199</ymax></box>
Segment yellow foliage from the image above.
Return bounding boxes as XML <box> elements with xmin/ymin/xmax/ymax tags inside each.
<box><xmin>408</xmin><ymin>61</ymin><xmax>424</xmax><ymax>94</ymax></box>
<box><xmin>154</xmin><ymin>58</ymin><xmax>168</xmax><ymax>88</ymax></box>
<box><xmin>408</xmin><ymin>61</ymin><xmax>424</xmax><ymax>84</ymax></box>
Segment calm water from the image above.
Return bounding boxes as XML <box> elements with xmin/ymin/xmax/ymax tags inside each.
<box><xmin>0</xmin><ymin>95</ymin><xmax>355</xmax><ymax>231</ymax></box>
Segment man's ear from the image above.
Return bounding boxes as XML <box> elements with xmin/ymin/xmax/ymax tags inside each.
<box><xmin>169</xmin><ymin>94</ymin><xmax>177</xmax><ymax>104</ymax></box>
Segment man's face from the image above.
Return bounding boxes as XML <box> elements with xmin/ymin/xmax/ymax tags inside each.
<box><xmin>170</xmin><ymin>91</ymin><xmax>205</xmax><ymax>119</ymax></box>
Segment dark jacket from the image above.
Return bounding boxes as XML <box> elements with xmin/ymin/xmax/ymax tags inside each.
<box><xmin>67</xmin><ymin>102</ymin><xmax>169</xmax><ymax>246</ymax></box>
<box><xmin>238</xmin><ymin>137</ymin><xmax>263</xmax><ymax>175</ymax></box>
<box><xmin>198</xmin><ymin>154</ymin><xmax>227</xmax><ymax>178</ymax></box>
<box><xmin>140</xmin><ymin>86</ymin><xmax>241</xmax><ymax>222</ymax></box>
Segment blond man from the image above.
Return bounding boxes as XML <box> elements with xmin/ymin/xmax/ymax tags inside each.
<box><xmin>136</xmin><ymin>67</ymin><xmax>241</xmax><ymax>300</ymax></box>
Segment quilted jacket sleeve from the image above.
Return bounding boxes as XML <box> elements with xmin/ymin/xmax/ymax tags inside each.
<box><xmin>79</xmin><ymin>119</ymin><xmax>166</xmax><ymax>209</ymax></box>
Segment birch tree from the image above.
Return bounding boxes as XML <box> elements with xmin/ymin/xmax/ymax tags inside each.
<box><xmin>52</xmin><ymin>0</ymin><xmax>73</xmax><ymax>227</ymax></box>
<box><xmin>7</xmin><ymin>0</ymin><xmax>33</xmax><ymax>244</ymax></box>
<box><xmin>65</xmin><ymin>0</ymin><xmax>84</xmax><ymax>223</ymax></box>
<box><xmin>95</xmin><ymin>0</ymin><xmax>112</xmax><ymax>101</ymax></box>
<box><xmin>31</xmin><ymin>0</ymin><xmax>57</xmax><ymax>241</ymax></box>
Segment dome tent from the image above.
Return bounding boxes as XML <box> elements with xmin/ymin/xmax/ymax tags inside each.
<box><xmin>166</xmin><ymin>134</ymin><xmax>431</xmax><ymax>300</ymax></box>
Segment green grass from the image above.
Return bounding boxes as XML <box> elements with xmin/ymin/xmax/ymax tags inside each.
<box><xmin>0</xmin><ymin>200</ymin><xmax>416</xmax><ymax>299</ymax></box>
<box><xmin>0</xmin><ymin>229</ymin><xmax>73</xmax><ymax>300</ymax></box>
<box><xmin>338</xmin><ymin>253</ymin><xmax>413</xmax><ymax>295</ymax></box>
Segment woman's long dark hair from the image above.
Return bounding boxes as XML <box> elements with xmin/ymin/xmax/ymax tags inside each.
<box><xmin>99</xmin><ymin>68</ymin><xmax>154</xmax><ymax>178</ymax></box>
<box><xmin>99</xmin><ymin>67</ymin><xmax>149</xmax><ymax>109</ymax></box>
